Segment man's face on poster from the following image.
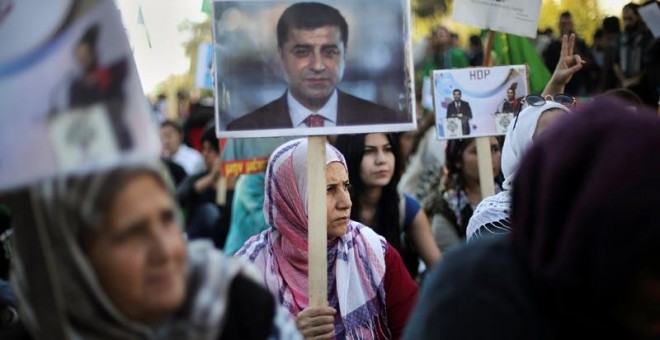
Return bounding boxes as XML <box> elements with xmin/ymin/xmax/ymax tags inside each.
<box><xmin>453</xmin><ymin>90</ymin><xmax>462</xmax><ymax>102</ymax></box>
<box><xmin>279</xmin><ymin>25</ymin><xmax>346</xmax><ymax>110</ymax></box>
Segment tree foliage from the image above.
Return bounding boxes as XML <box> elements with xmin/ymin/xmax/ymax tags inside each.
<box><xmin>538</xmin><ymin>0</ymin><xmax>605</xmax><ymax>46</ymax></box>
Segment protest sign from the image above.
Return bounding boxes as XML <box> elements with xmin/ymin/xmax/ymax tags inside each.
<box><xmin>453</xmin><ymin>0</ymin><xmax>543</xmax><ymax>38</ymax></box>
<box><xmin>433</xmin><ymin>65</ymin><xmax>529</xmax><ymax>140</ymax></box>
<box><xmin>0</xmin><ymin>0</ymin><xmax>160</xmax><ymax>191</ymax></box>
<box><xmin>211</xmin><ymin>0</ymin><xmax>415</xmax><ymax>138</ymax></box>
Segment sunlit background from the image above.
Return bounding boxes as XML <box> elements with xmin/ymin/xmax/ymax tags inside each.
<box><xmin>114</xmin><ymin>0</ymin><xmax>640</xmax><ymax>111</ymax></box>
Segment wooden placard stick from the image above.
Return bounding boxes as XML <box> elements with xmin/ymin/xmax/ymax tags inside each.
<box><xmin>476</xmin><ymin>30</ymin><xmax>497</xmax><ymax>198</ymax></box>
<box><xmin>307</xmin><ymin>136</ymin><xmax>328</xmax><ymax>307</ymax></box>
<box><xmin>215</xmin><ymin>176</ymin><xmax>227</xmax><ymax>205</ymax></box>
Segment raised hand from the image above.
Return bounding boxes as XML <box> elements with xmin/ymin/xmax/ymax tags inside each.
<box><xmin>542</xmin><ymin>33</ymin><xmax>585</xmax><ymax>96</ymax></box>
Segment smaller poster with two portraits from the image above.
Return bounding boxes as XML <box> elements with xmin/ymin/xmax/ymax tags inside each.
<box><xmin>433</xmin><ymin>65</ymin><xmax>528</xmax><ymax>139</ymax></box>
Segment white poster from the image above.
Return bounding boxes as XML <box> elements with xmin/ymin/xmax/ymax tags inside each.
<box><xmin>433</xmin><ymin>65</ymin><xmax>528</xmax><ymax>140</ymax></box>
<box><xmin>0</xmin><ymin>0</ymin><xmax>160</xmax><ymax>191</ymax></box>
<box><xmin>453</xmin><ymin>0</ymin><xmax>542</xmax><ymax>38</ymax></box>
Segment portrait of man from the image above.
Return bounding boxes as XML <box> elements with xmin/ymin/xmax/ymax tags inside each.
<box><xmin>225</xmin><ymin>2</ymin><xmax>403</xmax><ymax>131</ymax></box>
<box><xmin>445</xmin><ymin>88</ymin><xmax>472</xmax><ymax>135</ymax></box>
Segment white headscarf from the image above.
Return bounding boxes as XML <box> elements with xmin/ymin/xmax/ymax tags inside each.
<box><xmin>501</xmin><ymin>101</ymin><xmax>569</xmax><ymax>190</ymax></box>
<box><xmin>467</xmin><ymin>101</ymin><xmax>570</xmax><ymax>241</ymax></box>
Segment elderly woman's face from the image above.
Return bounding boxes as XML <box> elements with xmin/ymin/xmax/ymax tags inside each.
<box><xmin>326</xmin><ymin>162</ymin><xmax>352</xmax><ymax>238</ymax></box>
<box><xmin>86</xmin><ymin>174</ymin><xmax>187</xmax><ymax>325</ymax></box>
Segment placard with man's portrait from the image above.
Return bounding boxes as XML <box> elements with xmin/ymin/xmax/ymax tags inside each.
<box><xmin>212</xmin><ymin>0</ymin><xmax>416</xmax><ymax>138</ymax></box>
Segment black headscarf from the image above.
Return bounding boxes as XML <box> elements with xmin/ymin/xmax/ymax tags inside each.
<box><xmin>511</xmin><ymin>98</ymin><xmax>660</xmax><ymax>337</ymax></box>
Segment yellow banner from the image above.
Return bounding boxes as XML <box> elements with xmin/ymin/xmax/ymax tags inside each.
<box><xmin>222</xmin><ymin>157</ymin><xmax>268</xmax><ymax>176</ymax></box>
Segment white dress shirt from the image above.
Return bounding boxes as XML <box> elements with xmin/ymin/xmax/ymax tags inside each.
<box><xmin>287</xmin><ymin>90</ymin><xmax>338</xmax><ymax>127</ymax></box>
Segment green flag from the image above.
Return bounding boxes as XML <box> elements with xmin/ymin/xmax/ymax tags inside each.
<box><xmin>491</xmin><ymin>32</ymin><xmax>551</xmax><ymax>94</ymax></box>
<box><xmin>201</xmin><ymin>0</ymin><xmax>212</xmax><ymax>15</ymax></box>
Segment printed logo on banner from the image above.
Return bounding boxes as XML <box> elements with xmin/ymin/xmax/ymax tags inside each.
<box><xmin>444</xmin><ymin>118</ymin><xmax>463</xmax><ymax>138</ymax></box>
<box><xmin>494</xmin><ymin>113</ymin><xmax>513</xmax><ymax>134</ymax></box>
<box><xmin>49</xmin><ymin>104</ymin><xmax>118</xmax><ymax>171</ymax></box>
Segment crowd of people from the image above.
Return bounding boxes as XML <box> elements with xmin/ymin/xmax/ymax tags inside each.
<box><xmin>414</xmin><ymin>4</ymin><xmax>659</xmax><ymax>107</ymax></box>
<box><xmin>1</xmin><ymin>1</ymin><xmax>659</xmax><ymax>339</ymax></box>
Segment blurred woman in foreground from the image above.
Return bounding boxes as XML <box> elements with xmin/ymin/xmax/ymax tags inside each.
<box><xmin>7</xmin><ymin>164</ymin><xmax>299</xmax><ymax>339</ymax></box>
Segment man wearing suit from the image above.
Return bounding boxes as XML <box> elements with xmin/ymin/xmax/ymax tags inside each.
<box><xmin>226</xmin><ymin>2</ymin><xmax>402</xmax><ymax>131</ymax></box>
<box><xmin>446</xmin><ymin>89</ymin><xmax>472</xmax><ymax>135</ymax></box>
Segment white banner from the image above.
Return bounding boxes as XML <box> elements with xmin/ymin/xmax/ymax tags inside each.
<box><xmin>0</xmin><ymin>0</ymin><xmax>160</xmax><ymax>191</ymax></box>
<box><xmin>453</xmin><ymin>0</ymin><xmax>542</xmax><ymax>38</ymax></box>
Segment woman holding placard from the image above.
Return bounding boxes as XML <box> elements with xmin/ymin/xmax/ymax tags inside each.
<box><xmin>334</xmin><ymin>133</ymin><xmax>442</xmax><ymax>279</ymax></box>
<box><xmin>237</xmin><ymin>138</ymin><xmax>418</xmax><ymax>339</ymax></box>
<box><xmin>6</xmin><ymin>165</ymin><xmax>300</xmax><ymax>340</ymax></box>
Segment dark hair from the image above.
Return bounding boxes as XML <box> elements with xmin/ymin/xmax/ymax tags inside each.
<box><xmin>453</xmin><ymin>89</ymin><xmax>462</xmax><ymax>95</ymax></box>
<box><xmin>160</xmin><ymin>120</ymin><xmax>183</xmax><ymax>135</ymax></box>
<box><xmin>593</xmin><ymin>28</ymin><xmax>604</xmax><ymax>40</ymax></box>
<box><xmin>623</xmin><ymin>2</ymin><xmax>640</xmax><ymax>15</ymax></box>
<box><xmin>333</xmin><ymin>133</ymin><xmax>403</xmax><ymax>250</ymax></box>
<box><xmin>444</xmin><ymin>138</ymin><xmax>474</xmax><ymax>191</ymax></box>
<box><xmin>601</xmin><ymin>88</ymin><xmax>644</xmax><ymax>110</ymax></box>
<box><xmin>200</xmin><ymin>124</ymin><xmax>219</xmax><ymax>153</ymax></box>
<box><xmin>276</xmin><ymin>2</ymin><xmax>348</xmax><ymax>48</ymax></box>
<box><xmin>78</xmin><ymin>24</ymin><xmax>100</xmax><ymax>47</ymax></box>
<box><xmin>468</xmin><ymin>35</ymin><xmax>481</xmax><ymax>47</ymax></box>
<box><xmin>602</xmin><ymin>16</ymin><xmax>621</xmax><ymax>34</ymax></box>
<box><xmin>444</xmin><ymin>138</ymin><xmax>504</xmax><ymax>191</ymax></box>
<box><xmin>560</xmin><ymin>11</ymin><xmax>572</xmax><ymax>18</ymax></box>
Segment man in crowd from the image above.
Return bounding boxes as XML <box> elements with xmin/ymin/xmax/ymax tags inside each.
<box><xmin>613</xmin><ymin>3</ymin><xmax>658</xmax><ymax>108</ymax></box>
<box><xmin>543</xmin><ymin>11</ymin><xmax>595</xmax><ymax>96</ymax></box>
<box><xmin>160</xmin><ymin>120</ymin><xmax>205</xmax><ymax>176</ymax></box>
